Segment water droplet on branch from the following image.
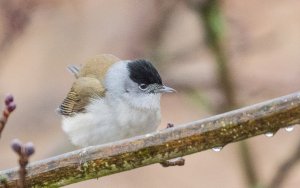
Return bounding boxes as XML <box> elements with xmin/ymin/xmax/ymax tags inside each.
<box><xmin>265</xmin><ymin>132</ymin><xmax>274</xmax><ymax>138</ymax></box>
<box><xmin>212</xmin><ymin>146</ymin><xmax>223</xmax><ymax>152</ymax></box>
<box><xmin>285</xmin><ymin>126</ymin><xmax>294</xmax><ymax>132</ymax></box>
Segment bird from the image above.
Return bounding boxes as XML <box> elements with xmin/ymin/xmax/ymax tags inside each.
<box><xmin>58</xmin><ymin>54</ymin><xmax>175</xmax><ymax>147</ymax></box>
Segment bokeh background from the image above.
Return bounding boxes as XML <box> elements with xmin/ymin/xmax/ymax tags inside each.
<box><xmin>1</xmin><ymin>0</ymin><xmax>300</xmax><ymax>187</ymax></box>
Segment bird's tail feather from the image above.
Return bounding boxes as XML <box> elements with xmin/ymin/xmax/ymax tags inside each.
<box><xmin>67</xmin><ymin>65</ymin><xmax>80</xmax><ymax>78</ymax></box>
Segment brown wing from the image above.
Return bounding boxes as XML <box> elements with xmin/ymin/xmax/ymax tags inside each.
<box><xmin>78</xmin><ymin>54</ymin><xmax>120</xmax><ymax>83</ymax></box>
<box><xmin>58</xmin><ymin>77</ymin><xmax>105</xmax><ymax>116</ymax></box>
<box><xmin>58</xmin><ymin>54</ymin><xmax>121</xmax><ymax>116</ymax></box>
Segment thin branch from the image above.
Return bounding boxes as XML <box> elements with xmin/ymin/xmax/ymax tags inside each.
<box><xmin>197</xmin><ymin>0</ymin><xmax>236</xmax><ymax>111</ymax></box>
<box><xmin>1</xmin><ymin>92</ymin><xmax>300</xmax><ymax>187</ymax></box>
<box><xmin>269</xmin><ymin>137</ymin><xmax>300</xmax><ymax>188</ymax></box>
<box><xmin>191</xmin><ymin>0</ymin><xmax>259</xmax><ymax>186</ymax></box>
<box><xmin>0</xmin><ymin>94</ymin><xmax>16</xmax><ymax>138</ymax></box>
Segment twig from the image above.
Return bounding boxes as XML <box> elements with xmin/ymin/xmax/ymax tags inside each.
<box><xmin>269</xmin><ymin>138</ymin><xmax>300</xmax><ymax>188</ymax></box>
<box><xmin>197</xmin><ymin>0</ymin><xmax>236</xmax><ymax>111</ymax></box>
<box><xmin>190</xmin><ymin>0</ymin><xmax>259</xmax><ymax>187</ymax></box>
<box><xmin>1</xmin><ymin>91</ymin><xmax>300</xmax><ymax>187</ymax></box>
<box><xmin>160</xmin><ymin>123</ymin><xmax>185</xmax><ymax>167</ymax></box>
<box><xmin>11</xmin><ymin>139</ymin><xmax>35</xmax><ymax>188</ymax></box>
<box><xmin>160</xmin><ymin>157</ymin><xmax>185</xmax><ymax>167</ymax></box>
<box><xmin>0</xmin><ymin>94</ymin><xmax>16</xmax><ymax>138</ymax></box>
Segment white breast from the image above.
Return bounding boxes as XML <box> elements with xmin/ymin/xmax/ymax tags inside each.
<box><xmin>62</xmin><ymin>96</ymin><xmax>161</xmax><ymax>147</ymax></box>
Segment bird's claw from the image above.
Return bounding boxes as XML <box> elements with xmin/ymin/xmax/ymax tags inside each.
<box><xmin>167</xmin><ymin>123</ymin><xmax>174</xmax><ymax>129</ymax></box>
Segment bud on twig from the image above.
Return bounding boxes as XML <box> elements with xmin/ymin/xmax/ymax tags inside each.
<box><xmin>11</xmin><ymin>139</ymin><xmax>22</xmax><ymax>155</ymax></box>
<box><xmin>11</xmin><ymin>139</ymin><xmax>35</xmax><ymax>188</ymax></box>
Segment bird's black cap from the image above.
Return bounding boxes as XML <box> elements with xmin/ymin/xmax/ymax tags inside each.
<box><xmin>127</xmin><ymin>59</ymin><xmax>162</xmax><ymax>85</ymax></box>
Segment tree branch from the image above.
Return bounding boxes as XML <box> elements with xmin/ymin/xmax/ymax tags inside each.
<box><xmin>1</xmin><ymin>92</ymin><xmax>300</xmax><ymax>187</ymax></box>
<box><xmin>269</xmin><ymin>137</ymin><xmax>300</xmax><ymax>188</ymax></box>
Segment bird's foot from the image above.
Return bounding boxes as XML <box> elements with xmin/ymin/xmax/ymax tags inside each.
<box><xmin>166</xmin><ymin>123</ymin><xmax>174</xmax><ymax>128</ymax></box>
<box><xmin>160</xmin><ymin>123</ymin><xmax>185</xmax><ymax>167</ymax></box>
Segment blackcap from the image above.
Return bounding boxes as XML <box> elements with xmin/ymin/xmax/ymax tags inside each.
<box><xmin>58</xmin><ymin>54</ymin><xmax>175</xmax><ymax>147</ymax></box>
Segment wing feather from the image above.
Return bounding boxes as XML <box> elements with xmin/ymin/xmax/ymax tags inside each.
<box><xmin>58</xmin><ymin>54</ymin><xmax>120</xmax><ymax>116</ymax></box>
<box><xmin>58</xmin><ymin>77</ymin><xmax>105</xmax><ymax>116</ymax></box>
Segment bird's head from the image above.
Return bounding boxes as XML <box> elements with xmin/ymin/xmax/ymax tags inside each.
<box><xmin>104</xmin><ymin>59</ymin><xmax>175</xmax><ymax>110</ymax></box>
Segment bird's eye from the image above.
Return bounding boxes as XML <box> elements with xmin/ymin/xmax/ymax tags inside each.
<box><xmin>139</xmin><ymin>84</ymin><xmax>147</xmax><ymax>90</ymax></box>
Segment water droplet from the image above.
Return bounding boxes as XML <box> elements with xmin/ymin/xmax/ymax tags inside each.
<box><xmin>265</xmin><ymin>132</ymin><xmax>274</xmax><ymax>138</ymax></box>
<box><xmin>212</xmin><ymin>146</ymin><xmax>223</xmax><ymax>152</ymax></box>
<box><xmin>285</xmin><ymin>126</ymin><xmax>294</xmax><ymax>132</ymax></box>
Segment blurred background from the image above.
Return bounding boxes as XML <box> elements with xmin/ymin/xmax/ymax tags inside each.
<box><xmin>1</xmin><ymin>0</ymin><xmax>300</xmax><ymax>187</ymax></box>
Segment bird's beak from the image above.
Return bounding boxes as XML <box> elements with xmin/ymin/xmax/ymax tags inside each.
<box><xmin>156</xmin><ymin>85</ymin><xmax>176</xmax><ymax>93</ymax></box>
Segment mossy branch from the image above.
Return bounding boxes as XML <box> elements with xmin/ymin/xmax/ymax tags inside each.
<box><xmin>1</xmin><ymin>92</ymin><xmax>300</xmax><ymax>187</ymax></box>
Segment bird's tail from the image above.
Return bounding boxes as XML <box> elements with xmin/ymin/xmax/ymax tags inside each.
<box><xmin>67</xmin><ymin>65</ymin><xmax>80</xmax><ymax>78</ymax></box>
